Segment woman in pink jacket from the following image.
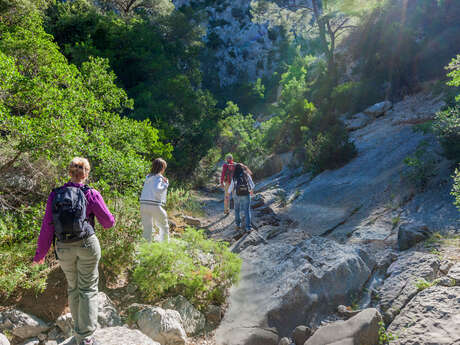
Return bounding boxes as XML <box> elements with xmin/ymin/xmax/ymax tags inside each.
<box><xmin>33</xmin><ymin>157</ymin><xmax>115</xmax><ymax>345</ymax></box>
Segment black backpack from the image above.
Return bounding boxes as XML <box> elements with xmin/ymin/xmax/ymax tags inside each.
<box><xmin>235</xmin><ymin>173</ymin><xmax>250</xmax><ymax>196</ymax></box>
<box><xmin>52</xmin><ymin>186</ymin><xmax>94</xmax><ymax>242</ymax></box>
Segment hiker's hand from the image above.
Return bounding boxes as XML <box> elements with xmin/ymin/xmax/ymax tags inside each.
<box><xmin>220</xmin><ymin>183</ymin><xmax>224</xmax><ymax>188</ymax></box>
<box><xmin>163</xmin><ymin>177</ymin><xmax>168</xmax><ymax>183</ymax></box>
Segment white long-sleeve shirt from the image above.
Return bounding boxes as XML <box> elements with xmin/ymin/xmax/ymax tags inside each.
<box><xmin>140</xmin><ymin>174</ymin><xmax>169</xmax><ymax>206</ymax></box>
<box><xmin>228</xmin><ymin>173</ymin><xmax>255</xmax><ymax>195</ymax></box>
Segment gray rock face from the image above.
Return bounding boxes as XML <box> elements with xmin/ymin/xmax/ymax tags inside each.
<box><xmin>55</xmin><ymin>314</ymin><xmax>73</xmax><ymax>338</ymax></box>
<box><xmin>283</xmin><ymin>92</ymin><xmax>455</xmax><ymax>241</ymax></box>
<box><xmin>0</xmin><ymin>334</ymin><xmax>9</xmax><ymax>345</ymax></box>
<box><xmin>20</xmin><ymin>338</ymin><xmax>39</xmax><ymax>345</ymax></box>
<box><xmin>0</xmin><ymin>309</ymin><xmax>49</xmax><ymax>339</ymax></box>
<box><xmin>58</xmin><ymin>327</ymin><xmax>160</xmax><ymax>345</ymax></box>
<box><xmin>388</xmin><ymin>286</ymin><xmax>460</xmax><ymax>345</ymax></box>
<box><xmin>181</xmin><ymin>215</ymin><xmax>202</xmax><ymax>228</ymax></box>
<box><xmin>363</xmin><ymin>101</ymin><xmax>392</xmax><ymax>117</ymax></box>
<box><xmin>447</xmin><ymin>263</ymin><xmax>460</xmax><ymax>285</ymax></box>
<box><xmin>279</xmin><ymin>337</ymin><xmax>291</xmax><ymax>345</ymax></box>
<box><xmin>397</xmin><ymin>222</ymin><xmax>432</xmax><ymax>251</ymax></box>
<box><xmin>56</xmin><ymin>292</ymin><xmax>122</xmax><ymax>337</ymax></box>
<box><xmin>378</xmin><ymin>251</ymin><xmax>440</xmax><ymax>323</ymax></box>
<box><xmin>215</xmin><ymin>237</ymin><xmax>372</xmax><ymax>345</ymax></box>
<box><xmin>97</xmin><ymin>292</ymin><xmax>123</xmax><ymax>328</ymax></box>
<box><xmin>304</xmin><ymin>308</ymin><xmax>382</xmax><ymax>345</ymax></box>
<box><xmin>342</xmin><ymin>112</ymin><xmax>372</xmax><ymax>131</ymax></box>
<box><xmin>172</xmin><ymin>0</ymin><xmax>285</xmax><ymax>86</ymax></box>
<box><xmin>134</xmin><ymin>306</ymin><xmax>186</xmax><ymax>345</ymax></box>
<box><xmin>94</xmin><ymin>327</ymin><xmax>161</xmax><ymax>345</ymax></box>
<box><xmin>292</xmin><ymin>325</ymin><xmax>312</xmax><ymax>345</ymax></box>
<box><xmin>161</xmin><ymin>296</ymin><xmax>205</xmax><ymax>335</ymax></box>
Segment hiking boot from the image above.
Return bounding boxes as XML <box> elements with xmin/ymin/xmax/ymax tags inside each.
<box><xmin>80</xmin><ymin>337</ymin><xmax>98</xmax><ymax>345</ymax></box>
<box><xmin>224</xmin><ymin>209</ymin><xmax>230</xmax><ymax>215</ymax></box>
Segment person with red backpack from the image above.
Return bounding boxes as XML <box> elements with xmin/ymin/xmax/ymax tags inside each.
<box><xmin>32</xmin><ymin>157</ymin><xmax>115</xmax><ymax>345</ymax></box>
<box><xmin>220</xmin><ymin>153</ymin><xmax>235</xmax><ymax>215</ymax></box>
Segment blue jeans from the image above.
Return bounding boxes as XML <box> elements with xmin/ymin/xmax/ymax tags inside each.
<box><xmin>234</xmin><ymin>194</ymin><xmax>251</xmax><ymax>231</ymax></box>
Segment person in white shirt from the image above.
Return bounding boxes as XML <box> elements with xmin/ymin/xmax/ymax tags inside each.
<box><xmin>140</xmin><ymin>158</ymin><xmax>170</xmax><ymax>242</ymax></box>
<box><xmin>228</xmin><ymin>163</ymin><xmax>255</xmax><ymax>233</ymax></box>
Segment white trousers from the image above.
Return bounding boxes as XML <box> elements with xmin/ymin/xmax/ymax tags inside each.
<box><xmin>140</xmin><ymin>203</ymin><xmax>169</xmax><ymax>242</ymax></box>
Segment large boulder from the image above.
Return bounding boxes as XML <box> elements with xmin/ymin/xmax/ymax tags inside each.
<box><xmin>341</xmin><ymin>112</ymin><xmax>372</xmax><ymax>131</ymax></box>
<box><xmin>133</xmin><ymin>306</ymin><xmax>186</xmax><ymax>345</ymax></box>
<box><xmin>160</xmin><ymin>296</ymin><xmax>205</xmax><ymax>335</ymax></box>
<box><xmin>55</xmin><ymin>314</ymin><xmax>73</xmax><ymax>338</ymax></box>
<box><xmin>58</xmin><ymin>327</ymin><xmax>160</xmax><ymax>345</ymax></box>
<box><xmin>397</xmin><ymin>222</ymin><xmax>432</xmax><ymax>251</ymax></box>
<box><xmin>363</xmin><ymin>101</ymin><xmax>392</xmax><ymax>117</ymax></box>
<box><xmin>0</xmin><ymin>334</ymin><xmax>9</xmax><ymax>345</ymax></box>
<box><xmin>388</xmin><ymin>286</ymin><xmax>460</xmax><ymax>345</ymax></box>
<box><xmin>304</xmin><ymin>308</ymin><xmax>382</xmax><ymax>345</ymax></box>
<box><xmin>215</xmin><ymin>237</ymin><xmax>372</xmax><ymax>345</ymax></box>
<box><xmin>0</xmin><ymin>309</ymin><xmax>49</xmax><ymax>339</ymax></box>
<box><xmin>378</xmin><ymin>251</ymin><xmax>440</xmax><ymax>323</ymax></box>
<box><xmin>96</xmin><ymin>292</ymin><xmax>123</xmax><ymax>328</ymax></box>
<box><xmin>55</xmin><ymin>292</ymin><xmax>122</xmax><ymax>337</ymax></box>
<box><xmin>447</xmin><ymin>263</ymin><xmax>460</xmax><ymax>285</ymax></box>
<box><xmin>292</xmin><ymin>325</ymin><xmax>312</xmax><ymax>345</ymax></box>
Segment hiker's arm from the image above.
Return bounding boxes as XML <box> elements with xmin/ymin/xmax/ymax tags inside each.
<box><xmin>155</xmin><ymin>176</ymin><xmax>169</xmax><ymax>192</ymax></box>
<box><xmin>228</xmin><ymin>179</ymin><xmax>234</xmax><ymax>194</ymax></box>
<box><xmin>220</xmin><ymin>164</ymin><xmax>227</xmax><ymax>185</ymax></box>
<box><xmin>248</xmin><ymin>176</ymin><xmax>255</xmax><ymax>193</ymax></box>
<box><xmin>90</xmin><ymin>190</ymin><xmax>115</xmax><ymax>229</ymax></box>
<box><xmin>33</xmin><ymin>192</ymin><xmax>55</xmax><ymax>263</ymax></box>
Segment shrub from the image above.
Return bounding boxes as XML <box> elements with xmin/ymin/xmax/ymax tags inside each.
<box><xmin>133</xmin><ymin>228</ymin><xmax>241</xmax><ymax>309</ymax></box>
<box><xmin>453</xmin><ymin>168</ymin><xmax>460</xmax><ymax>212</ymax></box>
<box><xmin>403</xmin><ymin>142</ymin><xmax>438</xmax><ymax>190</ymax></box>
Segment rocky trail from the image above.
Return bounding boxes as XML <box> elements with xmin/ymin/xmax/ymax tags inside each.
<box><xmin>1</xmin><ymin>92</ymin><xmax>460</xmax><ymax>345</ymax></box>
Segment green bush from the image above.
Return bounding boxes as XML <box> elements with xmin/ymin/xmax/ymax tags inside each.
<box><xmin>133</xmin><ymin>228</ymin><xmax>241</xmax><ymax>309</ymax></box>
<box><xmin>403</xmin><ymin>142</ymin><xmax>438</xmax><ymax>190</ymax></box>
<box><xmin>453</xmin><ymin>168</ymin><xmax>460</xmax><ymax>212</ymax></box>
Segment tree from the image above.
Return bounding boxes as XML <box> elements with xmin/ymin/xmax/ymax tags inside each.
<box><xmin>252</xmin><ymin>0</ymin><xmax>379</xmax><ymax>83</ymax></box>
<box><xmin>98</xmin><ymin>0</ymin><xmax>174</xmax><ymax>16</ymax></box>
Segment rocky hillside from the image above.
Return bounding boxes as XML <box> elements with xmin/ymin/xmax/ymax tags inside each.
<box><xmin>172</xmin><ymin>0</ymin><xmax>311</xmax><ymax>86</ymax></box>
<box><xmin>1</xmin><ymin>92</ymin><xmax>458</xmax><ymax>345</ymax></box>
<box><xmin>203</xmin><ymin>91</ymin><xmax>459</xmax><ymax>345</ymax></box>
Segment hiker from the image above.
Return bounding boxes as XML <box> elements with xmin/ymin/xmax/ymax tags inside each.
<box><xmin>32</xmin><ymin>157</ymin><xmax>115</xmax><ymax>345</ymax></box>
<box><xmin>220</xmin><ymin>154</ymin><xmax>235</xmax><ymax>214</ymax></box>
<box><xmin>140</xmin><ymin>158</ymin><xmax>170</xmax><ymax>242</ymax></box>
<box><xmin>228</xmin><ymin>163</ymin><xmax>255</xmax><ymax>233</ymax></box>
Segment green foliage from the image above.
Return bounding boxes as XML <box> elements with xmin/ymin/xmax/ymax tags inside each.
<box><xmin>434</xmin><ymin>56</ymin><xmax>460</xmax><ymax>163</ymax></box>
<box><xmin>133</xmin><ymin>228</ymin><xmax>241</xmax><ymax>309</ymax></box>
<box><xmin>166</xmin><ymin>187</ymin><xmax>203</xmax><ymax>216</ymax></box>
<box><xmin>97</xmin><ymin>195</ymin><xmax>142</xmax><ymax>280</ymax></box>
<box><xmin>218</xmin><ymin>102</ymin><xmax>267</xmax><ymax>171</ymax></box>
<box><xmin>452</xmin><ymin>168</ymin><xmax>460</xmax><ymax>212</ymax></box>
<box><xmin>403</xmin><ymin>142</ymin><xmax>438</xmax><ymax>190</ymax></box>
<box><xmin>44</xmin><ymin>0</ymin><xmax>220</xmax><ymax>177</ymax></box>
<box><xmin>349</xmin><ymin>0</ymin><xmax>460</xmax><ymax>99</ymax></box>
<box><xmin>378</xmin><ymin>321</ymin><xmax>396</xmax><ymax>345</ymax></box>
<box><xmin>415</xmin><ymin>278</ymin><xmax>437</xmax><ymax>291</ymax></box>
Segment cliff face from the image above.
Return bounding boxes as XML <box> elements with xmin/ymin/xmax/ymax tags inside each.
<box><xmin>172</xmin><ymin>0</ymin><xmax>313</xmax><ymax>86</ymax></box>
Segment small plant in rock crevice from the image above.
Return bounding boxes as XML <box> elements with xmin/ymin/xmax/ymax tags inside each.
<box><xmin>378</xmin><ymin>321</ymin><xmax>396</xmax><ymax>345</ymax></box>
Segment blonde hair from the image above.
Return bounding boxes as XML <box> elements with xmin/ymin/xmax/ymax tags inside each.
<box><xmin>69</xmin><ymin>157</ymin><xmax>90</xmax><ymax>181</ymax></box>
<box><xmin>150</xmin><ymin>158</ymin><xmax>167</xmax><ymax>175</ymax></box>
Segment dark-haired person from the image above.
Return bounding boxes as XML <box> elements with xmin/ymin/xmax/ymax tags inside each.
<box><xmin>228</xmin><ymin>163</ymin><xmax>255</xmax><ymax>233</ymax></box>
<box><xmin>33</xmin><ymin>157</ymin><xmax>115</xmax><ymax>345</ymax></box>
<box><xmin>140</xmin><ymin>158</ymin><xmax>170</xmax><ymax>242</ymax></box>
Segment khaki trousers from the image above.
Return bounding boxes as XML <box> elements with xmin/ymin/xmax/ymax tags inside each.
<box><xmin>57</xmin><ymin>235</ymin><xmax>101</xmax><ymax>343</ymax></box>
<box><xmin>140</xmin><ymin>203</ymin><xmax>170</xmax><ymax>242</ymax></box>
<box><xmin>224</xmin><ymin>181</ymin><xmax>231</xmax><ymax>212</ymax></box>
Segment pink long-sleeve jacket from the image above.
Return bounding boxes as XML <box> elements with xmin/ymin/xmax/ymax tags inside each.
<box><xmin>33</xmin><ymin>182</ymin><xmax>115</xmax><ymax>263</ymax></box>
